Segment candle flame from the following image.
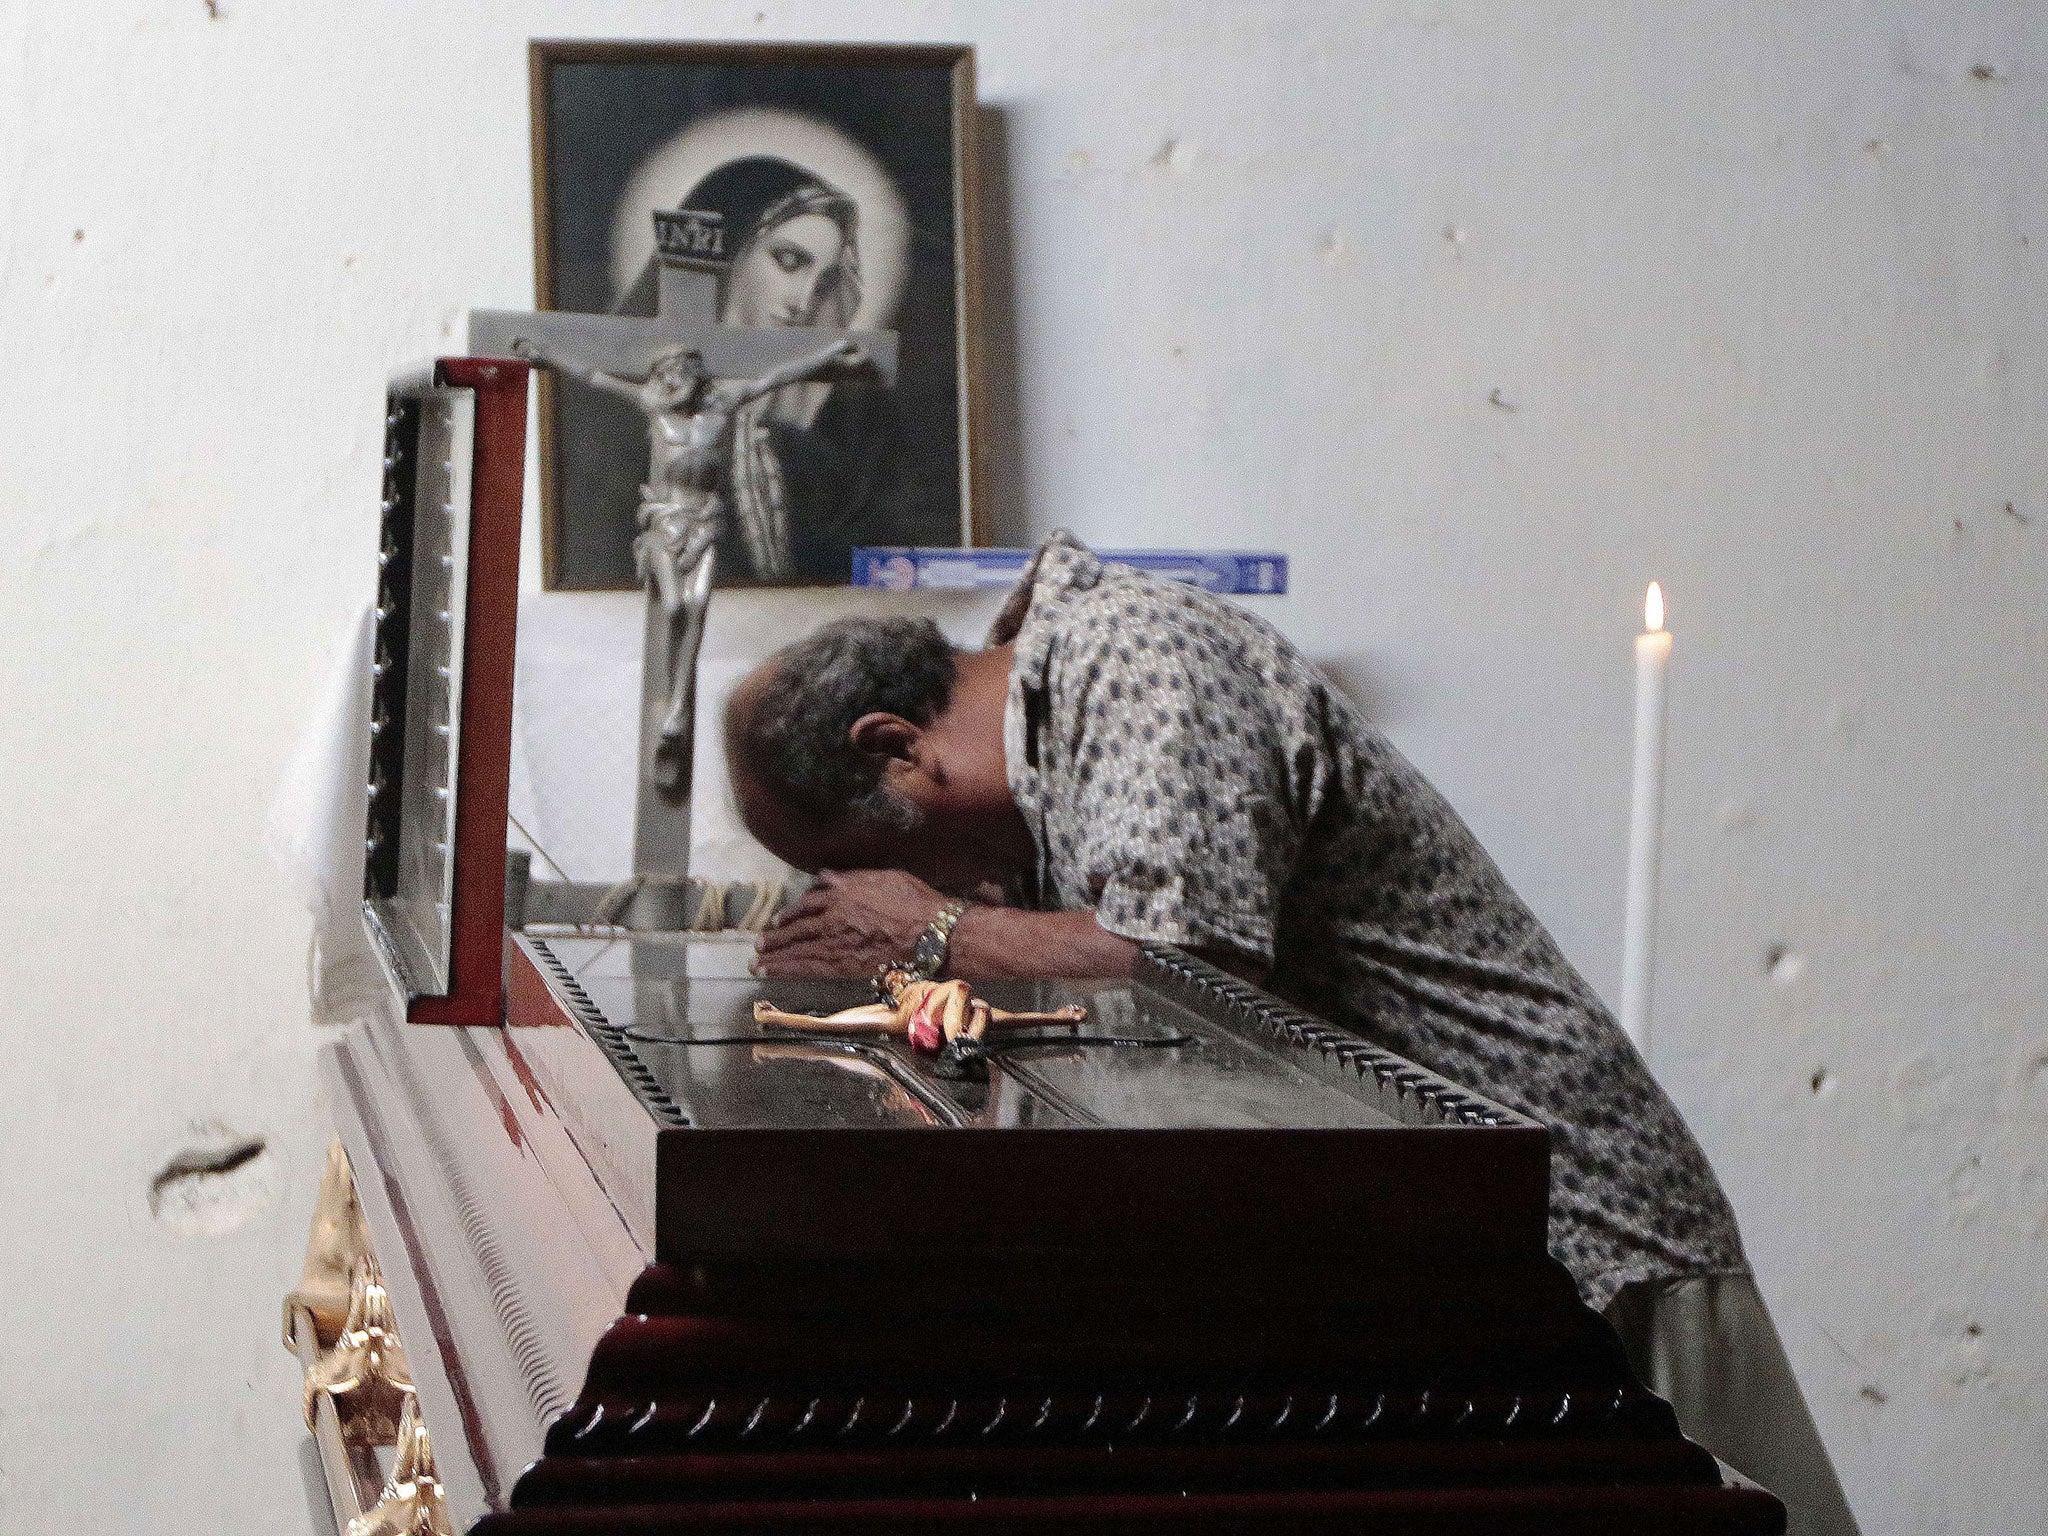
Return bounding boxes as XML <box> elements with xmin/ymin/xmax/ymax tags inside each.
<box><xmin>1644</xmin><ymin>581</ymin><xmax>1665</xmax><ymax>633</ymax></box>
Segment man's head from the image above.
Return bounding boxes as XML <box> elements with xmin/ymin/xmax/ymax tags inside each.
<box><xmin>724</xmin><ymin>617</ymin><xmax>1026</xmax><ymax>888</ymax></box>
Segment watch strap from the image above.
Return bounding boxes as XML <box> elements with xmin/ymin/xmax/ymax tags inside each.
<box><xmin>909</xmin><ymin>898</ymin><xmax>970</xmax><ymax>980</ymax></box>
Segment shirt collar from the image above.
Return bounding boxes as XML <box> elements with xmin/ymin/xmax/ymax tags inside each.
<box><xmin>988</xmin><ymin>529</ymin><xmax>1103</xmax><ymax>695</ymax></box>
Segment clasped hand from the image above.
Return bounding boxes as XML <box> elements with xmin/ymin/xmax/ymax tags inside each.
<box><xmin>753</xmin><ymin>869</ymin><xmax>953</xmax><ymax>978</ymax></box>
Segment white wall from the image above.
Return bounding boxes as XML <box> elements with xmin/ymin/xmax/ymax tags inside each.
<box><xmin>1</xmin><ymin>3</ymin><xmax>2041</xmax><ymax>1531</ymax></box>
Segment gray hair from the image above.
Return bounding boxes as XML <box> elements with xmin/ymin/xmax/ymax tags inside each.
<box><xmin>727</xmin><ymin>616</ymin><xmax>958</xmax><ymax>831</ymax></box>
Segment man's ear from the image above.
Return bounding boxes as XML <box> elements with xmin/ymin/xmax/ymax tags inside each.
<box><xmin>848</xmin><ymin>712</ymin><xmax>923</xmax><ymax>766</ymax></box>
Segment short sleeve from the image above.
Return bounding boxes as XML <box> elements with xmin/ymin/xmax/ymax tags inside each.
<box><xmin>1036</xmin><ymin>586</ymin><xmax>1317</xmax><ymax>966</ymax></box>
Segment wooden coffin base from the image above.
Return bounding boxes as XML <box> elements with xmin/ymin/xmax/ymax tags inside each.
<box><xmin>290</xmin><ymin>969</ymin><xmax>1784</xmax><ymax>1535</ymax></box>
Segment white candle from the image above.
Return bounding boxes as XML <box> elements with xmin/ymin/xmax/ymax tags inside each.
<box><xmin>1619</xmin><ymin>582</ymin><xmax>1671</xmax><ymax>1055</ymax></box>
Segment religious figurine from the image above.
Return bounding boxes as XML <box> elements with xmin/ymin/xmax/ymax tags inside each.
<box><xmin>511</xmin><ymin>333</ymin><xmax>865</xmax><ymax>799</ymax></box>
<box><xmin>755</xmin><ymin>966</ymin><xmax>1087</xmax><ymax>1080</ymax></box>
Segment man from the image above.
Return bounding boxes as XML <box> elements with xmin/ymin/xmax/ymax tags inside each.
<box><xmin>725</xmin><ymin>532</ymin><xmax>1858</xmax><ymax>1536</ymax></box>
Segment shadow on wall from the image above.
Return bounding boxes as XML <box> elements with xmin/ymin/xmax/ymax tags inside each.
<box><xmin>974</xmin><ymin>104</ymin><xmax>1030</xmax><ymax>548</ymax></box>
<box><xmin>1315</xmin><ymin>653</ymin><xmax>1404</xmax><ymax>729</ymax></box>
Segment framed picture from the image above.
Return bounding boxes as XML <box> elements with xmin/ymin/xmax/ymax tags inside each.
<box><xmin>528</xmin><ymin>39</ymin><xmax>983</xmax><ymax>589</ymax></box>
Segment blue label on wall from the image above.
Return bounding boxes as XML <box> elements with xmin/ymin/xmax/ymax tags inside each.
<box><xmin>853</xmin><ymin>548</ymin><xmax>1288</xmax><ymax>595</ymax></box>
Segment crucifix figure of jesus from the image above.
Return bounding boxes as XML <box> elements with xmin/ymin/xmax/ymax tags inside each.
<box><xmin>471</xmin><ymin>206</ymin><xmax>898</xmax><ymax>911</ymax></box>
<box><xmin>510</xmin><ymin>332</ymin><xmax>864</xmax><ymax>798</ymax></box>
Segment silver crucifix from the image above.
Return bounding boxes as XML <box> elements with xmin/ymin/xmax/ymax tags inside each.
<box><xmin>510</xmin><ymin>333</ymin><xmax>865</xmax><ymax>799</ymax></box>
<box><xmin>471</xmin><ymin>210</ymin><xmax>898</xmax><ymax>911</ymax></box>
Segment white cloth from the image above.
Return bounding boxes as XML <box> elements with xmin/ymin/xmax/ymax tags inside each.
<box><xmin>263</xmin><ymin>605</ymin><xmax>388</xmax><ymax>1028</ymax></box>
<box><xmin>1605</xmin><ymin>1273</ymin><xmax>1862</xmax><ymax>1536</ymax></box>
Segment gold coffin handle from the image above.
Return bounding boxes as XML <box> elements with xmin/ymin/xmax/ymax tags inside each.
<box><xmin>284</xmin><ymin>1138</ymin><xmax>374</xmax><ymax>1350</ymax></box>
<box><xmin>304</xmin><ymin>1255</ymin><xmax>416</xmax><ymax>1444</ymax></box>
<box><xmin>290</xmin><ymin>1302</ymin><xmax>384</xmax><ymax>1531</ymax></box>
<box><xmin>288</xmin><ymin>1136</ymin><xmax>448</xmax><ymax>1532</ymax></box>
<box><xmin>346</xmin><ymin>1394</ymin><xmax>454</xmax><ymax>1536</ymax></box>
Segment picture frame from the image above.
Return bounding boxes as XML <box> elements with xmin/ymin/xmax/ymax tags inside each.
<box><xmin>527</xmin><ymin>39</ymin><xmax>985</xmax><ymax>590</ymax></box>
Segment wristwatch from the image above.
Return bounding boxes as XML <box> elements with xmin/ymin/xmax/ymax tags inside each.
<box><xmin>909</xmin><ymin>898</ymin><xmax>970</xmax><ymax>981</ymax></box>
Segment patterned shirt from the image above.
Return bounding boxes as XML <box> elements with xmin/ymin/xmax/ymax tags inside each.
<box><xmin>989</xmin><ymin>533</ymin><xmax>1747</xmax><ymax>1309</ymax></box>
